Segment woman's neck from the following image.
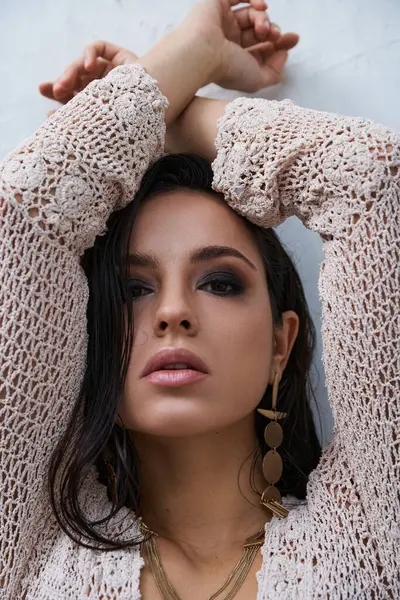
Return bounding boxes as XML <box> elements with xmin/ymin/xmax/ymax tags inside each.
<box><xmin>131</xmin><ymin>415</ymin><xmax>268</xmax><ymax>557</ymax></box>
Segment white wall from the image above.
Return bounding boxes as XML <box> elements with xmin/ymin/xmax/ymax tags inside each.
<box><xmin>1</xmin><ymin>0</ymin><xmax>399</xmax><ymax>446</ymax></box>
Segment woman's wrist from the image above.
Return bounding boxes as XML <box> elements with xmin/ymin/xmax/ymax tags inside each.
<box><xmin>140</xmin><ymin>25</ymin><xmax>221</xmax><ymax>125</ymax></box>
<box><xmin>166</xmin><ymin>96</ymin><xmax>228</xmax><ymax>161</ymax></box>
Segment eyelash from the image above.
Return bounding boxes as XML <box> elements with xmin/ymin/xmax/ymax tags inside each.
<box><xmin>198</xmin><ymin>272</ymin><xmax>244</xmax><ymax>296</ymax></box>
<box><xmin>126</xmin><ymin>272</ymin><xmax>245</xmax><ymax>301</ymax></box>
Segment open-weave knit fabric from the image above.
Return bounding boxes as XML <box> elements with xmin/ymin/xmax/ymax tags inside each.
<box><xmin>0</xmin><ymin>64</ymin><xmax>399</xmax><ymax>599</ymax></box>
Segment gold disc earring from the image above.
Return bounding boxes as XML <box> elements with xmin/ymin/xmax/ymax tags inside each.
<box><xmin>257</xmin><ymin>372</ymin><xmax>289</xmax><ymax>519</ymax></box>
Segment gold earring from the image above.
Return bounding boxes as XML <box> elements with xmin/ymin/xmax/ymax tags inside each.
<box><xmin>257</xmin><ymin>372</ymin><xmax>289</xmax><ymax>519</ymax></box>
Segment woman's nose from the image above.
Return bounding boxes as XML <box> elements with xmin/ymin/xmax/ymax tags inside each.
<box><xmin>153</xmin><ymin>290</ymin><xmax>198</xmax><ymax>337</ymax></box>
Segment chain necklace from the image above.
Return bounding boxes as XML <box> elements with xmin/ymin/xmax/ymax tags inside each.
<box><xmin>139</xmin><ymin>519</ymin><xmax>266</xmax><ymax>600</ymax></box>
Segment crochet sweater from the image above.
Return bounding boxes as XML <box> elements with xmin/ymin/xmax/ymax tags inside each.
<box><xmin>0</xmin><ymin>64</ymin><xmax>399</xmax><ymax>600</ymax></box>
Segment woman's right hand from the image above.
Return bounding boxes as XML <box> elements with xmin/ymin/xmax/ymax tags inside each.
<box><xmin>39</xmin><ymin>42</ymin><xmax>138</xmax><ymax>104</ymax></box>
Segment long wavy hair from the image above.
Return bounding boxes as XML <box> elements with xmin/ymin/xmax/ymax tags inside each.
<box><xmin>48</xmin><ymin>153</ymin><xmax>322</xmax><ymax>551</ymax></box>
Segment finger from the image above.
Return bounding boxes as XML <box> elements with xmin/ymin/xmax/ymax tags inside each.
<box><xmin>240</xmin><ymin>17</ymin><xmax>283</xmax><ymax>49</ymax></box>
<box><xmin>246</xmin><ymin>40</ymin><xmax>276</xmax><ymax>56</ymax></box>
<box><xmin>83</xmin><ymin>44</ymin><xmax>98</xmax><ymax>70</ymax></box>
<box><xmin>254</xmin><ymin>8</ymin><xmax>272</xmax><ymax>39</ymax></box>
<box><xmin>250</xmin><ymin>0</ymin><xmax>268</xmax><ymax>8</ymax></box>
<box><xmin>264</xmin><ymin>49</ymin><xmax>289</xmax><ymax>78</ymax></box>
<box><xmin>230</xmin><ymin>0</ymin><xmax>267</xmax><ymax>8</ymax></box>
<box><xmin>83</xmin><ymin>40</ymin><xmax>128</xmax><ymax>68</ymax></box>
<box><xmin>52</xmin><ymin>85</ymin><xmax>75</xmax><ymax>103</ymax></box>
<box><xmin>53</xmin><ymin>57</ymin><xmax>86</xmax><ymax>98</ymax></box>
<box><xmin>41</xmin><ymin>55</ymin><xmax>94</xmax><ymax>103</ymax></box>
<box><xmin>39</xmin><ymin>81</ymin><xmax>73</xmax><ymax>104</ymax></box>
<box><xmin>58</xmin><ymin>57</ymin><xmax>112</xmax><ymax>99</ymax></box>
<box><xmin>235</xmin><ymin>5</ymin><xmax>267</xmax><ymax>29</ymax></box>
<box><xmin>268</xmin><ymin>23</ymin><xmax>282</xmax><ymax>42</ymax></box>
<box><xmin>78</xmin><ymin>58</ymin><xmax>111</xmax><ymax>90</ymax></box>
<box><xmin>273</xmin><ymin>32</ymin><xmax>300</xmax><ymax>51</ymax></box>
<box><xmin>242</xmin><ymin>27</ymin><xmax>274</xmax><ymax>49</ymax></box>
<box><xmin>253</xmin><ymin>48</ymin><xmax>289</xmax><ymax>86</ymax></box>
<box><xmin>39</xmin><ymin>81</ymin><xmax>56</xmax><ymax>100</ymax></box>
<box><xmin>61</xmin><ymin>54</ymin><xmax>114</xmax><ymax>88</ymax></box>
<box><xmin>248</xmin><ymin>32</ymin><xmax>299</xmax><ymax>54</ymax></box>
<box><xmin>40</xmin><ymin>55</ymin><xmax>116</xmax><ymax>104</ymax></box>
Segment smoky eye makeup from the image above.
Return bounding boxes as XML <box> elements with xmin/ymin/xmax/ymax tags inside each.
<box><xmin>125</xmin><ymin>278</ymin><xmax>154</xmax><ymax>302</ymax></box>
<box><xmin>196</xmin><ymin>267</ymin><xmax>248</xmax><ymax>297</ymax></box>
<box><xmin>124</xmin><ymin>257</ymin><xmax>254</xmax><ymax>302</ymax></box>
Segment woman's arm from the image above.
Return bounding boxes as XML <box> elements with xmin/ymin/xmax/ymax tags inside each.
<box><xmin>0</xmin><ymin>63</ymin><xmax>169</xmax><ymax>599</ymax></box>
<box><xmin>1</xmin><ymin>1</ymin><xmax>276</xmax><ymax>594</ymax></box>
<box><xmin>166</xmin><ymin>97</ymin><xmax>228</xmax><ymax>158</ymax></box>
<box><xmin>178</xmin><ymin>95</ymin><xmax>400</xmax><ymax>582</ymax></box>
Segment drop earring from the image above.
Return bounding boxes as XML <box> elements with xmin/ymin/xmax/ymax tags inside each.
<box><xmin>257</xmin><ymin>372</ymin><xmax>289</xmax><ymax>519</ymax></box>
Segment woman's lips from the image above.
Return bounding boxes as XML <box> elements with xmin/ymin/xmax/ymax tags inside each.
<box><xmin>141</xmin><ymin>348</ymin><xmax>210</xmax><ymax>384</ymax></box>
<box><xmin>145</xmin><ymin>369</ymin><xmax>208</xmax><ymax>387</ymax></box>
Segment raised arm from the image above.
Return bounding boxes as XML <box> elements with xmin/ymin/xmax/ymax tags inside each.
<box><xmin>0</xmin><ymin>61</ymin><xmax>170</xmax><ymax>599</ymax></box>
<box><xmin>0</xmin><ymin>3</ymin><xmax>298</xmax><ymax>597</ymax></box>
<box><xmin>174</xmin><ymin>94</ymin><xmax>400</xmax><ymax>583</ymax></box>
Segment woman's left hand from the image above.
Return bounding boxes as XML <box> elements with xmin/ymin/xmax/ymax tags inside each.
<box><xmin>185</xmin><ymin>0</ymin><xmax>299</xmax><ymax>92</ymax></box>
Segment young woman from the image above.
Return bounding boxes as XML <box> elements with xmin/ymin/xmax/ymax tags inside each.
<box><xmin>0</xmin><ymin>1</ymin><xmax>398</xmax><ymax>598</ymax></box>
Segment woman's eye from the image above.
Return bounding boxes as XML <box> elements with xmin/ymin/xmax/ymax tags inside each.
<box><xmin>199</xmin><ymin>274</ymin><xmax>244</xmax><ymax>296</ymax></box>
<box><xmin>127</xmin><ymin>281</ymin><xmax>153</xmax><ymax>301</ymax></box>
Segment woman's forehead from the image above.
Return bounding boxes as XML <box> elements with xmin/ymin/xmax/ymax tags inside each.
<box><xmin>130</xmin><ymin>189</ymin><xmax>261</xmax><ymax>261</ymax></box>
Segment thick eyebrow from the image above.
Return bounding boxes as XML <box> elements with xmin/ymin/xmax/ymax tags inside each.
<box><xmin>126</xmin><ymin>245</ymin><xmax>257</xmax><ymax>271</ymax></box>
<box><xmin>125</xmin><ymin>252</ymin><xmax>158</xmax><ymax>269</ymax></box>
<box><xmin>191</xmin><ymin>245</ymin><xmax>257</xmax><ymax>271</ymax></box>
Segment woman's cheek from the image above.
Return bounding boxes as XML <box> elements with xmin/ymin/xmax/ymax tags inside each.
<box><xmin>131</xmin><ymin>303</ymin><xmax>154</xmax><ymax>349</ymax></box>
<box><xmin>219</xmin><ymin>306</ymin><xmax>272</xmax><ymax>377</ymax></box>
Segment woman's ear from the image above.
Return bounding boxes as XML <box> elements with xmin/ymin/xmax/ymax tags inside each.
<box><xmin>269</xmin><ymin>310</ymin><xmax>299</xmax><ymax>383</ymax></box>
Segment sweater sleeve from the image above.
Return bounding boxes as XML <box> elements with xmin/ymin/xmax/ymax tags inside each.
<box><xmin>212</xmin><ymin>98</ymin><xmax>400</xmax><ymax>585</ymax></box>
<box><xmin>0</xmin><ymin>63</ymin><xmax>167</xmax><ymax>599</ymax></box>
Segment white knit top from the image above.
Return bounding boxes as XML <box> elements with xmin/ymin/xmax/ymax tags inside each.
<box><xmin>0</xmin><ymin>64</ymin><xmax>399</xmax><ymax>599</ymax></box>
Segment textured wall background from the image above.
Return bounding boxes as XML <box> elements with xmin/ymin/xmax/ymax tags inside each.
<box><xmin>1</xmin><ymin>0</ymin><xmax>399</xmax><ymax>445</ymax></box>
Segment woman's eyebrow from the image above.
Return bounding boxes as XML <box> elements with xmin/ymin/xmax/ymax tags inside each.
<box><xmin>125</xmin><ymin>252</ymin><xmax>158</xmax><ymax>269</ymax></box>
<box><xmin>191</xmin><ymin>246</ymin><xmax>257</xmax><ymax>270</ymax></box>
<box><xmin>126</xmin><ymin>246</ymin><xmax>257</xmax><ymax>271</ymax></box>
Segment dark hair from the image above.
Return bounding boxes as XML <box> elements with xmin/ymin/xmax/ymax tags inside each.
<box><xmin>48</xmin><ymin>153</ymin><xmax>322</xmax><ymax>551</ymax></box>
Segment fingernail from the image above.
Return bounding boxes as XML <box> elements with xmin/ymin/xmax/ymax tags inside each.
<box><xmin>264</xmin><ymin>18</ymin><xmax>270</xmax><ymax>28</ymax></box>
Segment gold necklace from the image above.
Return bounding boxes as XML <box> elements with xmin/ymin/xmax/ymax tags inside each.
<box><xmin>139</xmin><ymin>519</ymin><xmax>266</xmax><ymax>600</ymax></box>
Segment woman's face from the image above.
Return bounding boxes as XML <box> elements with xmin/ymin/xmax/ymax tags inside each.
<box><xmin>120</xmin><ymin>189</ymin><xmax>275</xmax><ymax>437</ymax></box>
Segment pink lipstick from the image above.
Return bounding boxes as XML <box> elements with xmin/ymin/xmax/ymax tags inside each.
<box><xmin>141</xmin><ymin>348</ymin><xmax>209</xmax><ymax>387</ymax></box>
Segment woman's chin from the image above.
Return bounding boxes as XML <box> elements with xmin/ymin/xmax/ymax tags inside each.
<box><xmin>123</xmin><ymin>401</ymin><xmax>226</xmax><ymax>439</ymax></box>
